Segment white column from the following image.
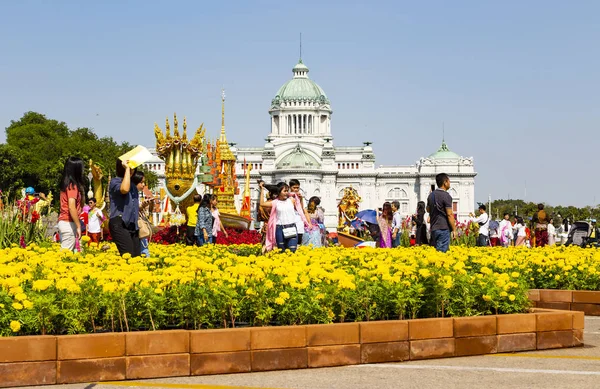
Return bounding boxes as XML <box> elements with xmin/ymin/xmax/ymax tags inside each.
<box><xmin>303</xmin><ymin>114</ymin><xmax>306</xmax><ymax>133</ymax></box>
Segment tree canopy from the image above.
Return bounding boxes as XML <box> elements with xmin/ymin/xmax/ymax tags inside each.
<box><xmin>1</xmin><ymin>111</ymin><xmax>157</xmax><ymax>201</ymax></box>
<box><xmin>483</xmin><ymin>199</ymin><xmax>599</xmax><ymax>224</ymax></box>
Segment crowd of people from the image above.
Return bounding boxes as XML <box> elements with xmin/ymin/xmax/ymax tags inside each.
<box><xmin>46</xmin><ymin>160</ymin><xmax>600</xmax><ymax>257</ymax></box>
<box><xmin>55</xmin><ymin>157</ymin><xmax>154</xmax><ymax>257</ymax></box>
<box><xmin>257</xmin><ymin>179</ymin><xmax>326</xmax><ymax>253</ymax></box>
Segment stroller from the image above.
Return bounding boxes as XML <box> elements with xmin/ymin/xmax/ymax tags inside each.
<box><xmin>565</xmin><ymin>221</ymin><xmax>592</xmax><ymax>247</ymax></box>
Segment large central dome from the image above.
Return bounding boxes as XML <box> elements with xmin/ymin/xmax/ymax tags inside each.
<box><xmin>272</xmin><ymin>60</ymin><xmax>330</xmax><ymax>105</ymax></box>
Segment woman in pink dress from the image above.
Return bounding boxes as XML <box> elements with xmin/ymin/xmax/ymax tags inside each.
<box><xmin>377</xmin><ymin>202</ymin><xmax>394</xmax><ymax>248</ymax></box>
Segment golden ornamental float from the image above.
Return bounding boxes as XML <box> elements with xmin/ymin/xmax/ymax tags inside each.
<box><xmin>337</xmin><ymin>186</ymin><xmax>365</xmax><ymax>247</ymax></box>
<box><xmin>152</xmin><ymin>91</ymin><xmax>250</xmax><ymax>230</ymax></box>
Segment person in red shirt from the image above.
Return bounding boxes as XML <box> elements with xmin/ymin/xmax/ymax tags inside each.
<box><xmin>58</xmin><ymin>157</ymin><xmax>85</xmax><ymax>251</ymax></box>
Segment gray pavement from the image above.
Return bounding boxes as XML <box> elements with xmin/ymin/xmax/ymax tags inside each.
<box><xmin>22</xmin><ymin>317</ymin><xmax>600</xmax><ymax>389</ymax></box>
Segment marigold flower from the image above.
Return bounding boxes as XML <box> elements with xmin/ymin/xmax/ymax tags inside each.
<box><xmin>10</xmin><ymin>321</ymin><xmax>21</xmax><ymax>332</ymax></box>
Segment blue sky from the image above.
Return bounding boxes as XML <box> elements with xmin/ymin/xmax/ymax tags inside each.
<box><xmin>1</xmin><ymin>1</ymin><xmax>598</xmax><ymax>207</ymax></box>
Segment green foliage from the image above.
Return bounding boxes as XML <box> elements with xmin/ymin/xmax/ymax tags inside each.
<box><xmin>2</xmin><ymin>111</ymin><xmax>138</xmax><ymax>203</ymax></box>
<box><xmin>0</xmin><ymin>145</ymin><xmax>24</xmax><ymax>201</ymax></box>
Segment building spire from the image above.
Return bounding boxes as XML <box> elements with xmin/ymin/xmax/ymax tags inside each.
<box><xmin>442</xmin><ymin>121</ymin><xmax>445</xmax><ymax>142</ymax></box>
<box><xmin>220</xmin><ymin>88</ymin><xmax>226</xmax><ymax>141</ymax></box>
<box><xmin>299</xmin><ymin>32</ymin><xmax>302</xmax><ymax>63</ymax></box>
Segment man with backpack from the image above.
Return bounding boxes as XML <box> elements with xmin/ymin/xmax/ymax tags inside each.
<box><xmin>470</xmin><ymin>205</ymin><xmax>490</xmax><ymax>247</ymax></box>
<box><xmin>426</xmin><ymin>173</ymin><xmax>456</xmax><ymax>253</ymax></box>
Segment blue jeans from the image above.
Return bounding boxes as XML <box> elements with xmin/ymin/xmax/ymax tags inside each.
<box><xmin>140</xmin><ymin>238</ymin><xmax>150</xmax><ymax>257</ymax></box>
<box><xmin>392</xmin><ymin>232</ymin><xmax>401</xmax><ymax>248</ymax></box>
<box><xmin>197</xmin><ymin>235</ymin><xmax>211</xmax><ymax>246</ymax></box>
<box><xmin>431</xmin><ymin>229</ymin><xmax>450</xmax><ymax>253</ymax></box>
<box><xmin>276</xmin><ymin>225</ymin><xmax>298</xmax><ymax>253</ymax></box>
<box><xmin>476</xmin><ymin>234</ymin><xmax>489</xmax><ymax>247</ymax></box>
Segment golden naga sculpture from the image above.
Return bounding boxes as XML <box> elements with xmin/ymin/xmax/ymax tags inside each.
<box><xmin>338</xmin><ymin>187</ymin><xmax>362</xmax><ymax>228</ymax></box>
<box><xmin>89</xmin><ymin>160</ymin><xmax>106</xmax><ymax>210</ymax></box>
<box><xmin>154</xmin><ymin>113</ymin><xmax>206</xmax><ymax>204</ymax></box>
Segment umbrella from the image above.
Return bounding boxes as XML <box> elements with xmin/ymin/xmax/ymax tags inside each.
<box><xmin>350</xmin><ymin>220</ymin><xmax>365</xmax><ymax>231</ymax></box>
<box><xmin>355</xmin><ymin>209</ymin><xmax>377</xmax><ymax>224</ymax></box>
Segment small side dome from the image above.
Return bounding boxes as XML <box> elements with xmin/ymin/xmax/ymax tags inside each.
<box><xmin>277</xmin><ymin>144</ymin><xmax>321</xmax><ymax>169</ymax></box>
<box><xmin>428</xmin><ymin>141</ymin><xmax>460</xmax><ymax>160</ymax></box>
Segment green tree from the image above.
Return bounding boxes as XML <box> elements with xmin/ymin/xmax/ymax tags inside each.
<box><xmin>3</xmin><ymin>111</ymin><xmax>143</xmax><ymax>205</ymax></box>
<box><xmin>5</xmin><ymin>112</ymin><xmax>71</xmax><ymax>194</ymax></box>
<box><xmin>0</xmin><ymin>144</ymin><xmax>24</xmax><ymax>200</ymax></box>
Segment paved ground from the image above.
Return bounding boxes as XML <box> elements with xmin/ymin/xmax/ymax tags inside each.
<box><xmin>23</xmin><ymin>317</ymin><xmax>600</xmax><ymax>389</ymax></box>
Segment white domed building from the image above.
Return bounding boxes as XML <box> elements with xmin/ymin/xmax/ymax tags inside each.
<box><xmin>233</xmin><ymin>59</ymin><xmax>477</xmax><ymax>229</ymax></box>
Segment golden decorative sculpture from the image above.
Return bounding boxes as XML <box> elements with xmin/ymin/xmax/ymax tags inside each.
<box><xmin>89</xmin><ymin>160</ymin><xmax>106</xmax><ymax>210</ymax></box>
<box><xmin>34</xmin><ymin>192</ymin><xmax>53</xmax><ymax>215</ymax></box>
<box><xmin>213</xmin><ymin>90</ymin><xmax>239</xmax><ymax>215</ymax></box>
<box><xmin>338</xmin><ymin>187</ymin><xmax>362</xmax><ymax>228</ymax></box>
<box><xmin>239</xmin><ymin>162</ymin><xmax>252</xmax><ymax>219</ymax></box>
<box><xmin>154</xmin><ymin>113</ymin><xmax>206</xmax><ymax>205</ymax></box>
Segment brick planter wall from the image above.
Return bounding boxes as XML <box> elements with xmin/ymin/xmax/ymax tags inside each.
<box><xmin>530</xmin><ymin>289</ymin><xmax>600</xmax><ymax>315</ymax></box>
<box><xmin>0</xmin><ymin>309</ymin><xmax>583</xmax><ymax>388</ymax></box>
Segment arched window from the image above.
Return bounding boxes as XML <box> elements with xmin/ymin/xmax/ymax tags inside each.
<box><xmin>387</xmin><ymin>187</ymin><xmax>407</xmax><ymax>199</ymax></box>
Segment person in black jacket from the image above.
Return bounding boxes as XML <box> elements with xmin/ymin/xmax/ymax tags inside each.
<box><xmin>413</xmin><ymin>201</ymin><xmax>428</xmax><ymax>246</ymax></box>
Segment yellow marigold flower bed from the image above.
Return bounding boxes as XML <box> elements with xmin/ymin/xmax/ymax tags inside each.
<box><xmin>0</xmin><ymin>243</ymin><xmax>596</xmax><ymax>336</ymax></box>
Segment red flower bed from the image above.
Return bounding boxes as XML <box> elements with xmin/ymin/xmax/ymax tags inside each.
<box><xmin>152</xmin><ymin>226</ymin><xmax>186</xmax><ymax>245</ymax></box>
<box><xmin>151</xmin><ymin>226</ymin><xmax>260</xmax><ymax>245</ymax></box>
<box><xmin>216</xmin><ymin>228</ymin><xmax>261</xmax><ymax>245</ymax></box>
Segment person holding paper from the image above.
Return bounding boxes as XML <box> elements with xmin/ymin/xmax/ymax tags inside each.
<box><xmin>109</xmin><ymin>159</ymin><xmax>144</xmax><ymax>257</ymax></box>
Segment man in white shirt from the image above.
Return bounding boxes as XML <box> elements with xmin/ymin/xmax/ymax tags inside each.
<box><xmin>469</xmin><ymin>205</ymin><xmax>490</xmax><ymax>247</ymax></box>
<box><xmin>391</xmin><ymin>201</ymin><xmax>402</xmax><ymax>247</ymax></box>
